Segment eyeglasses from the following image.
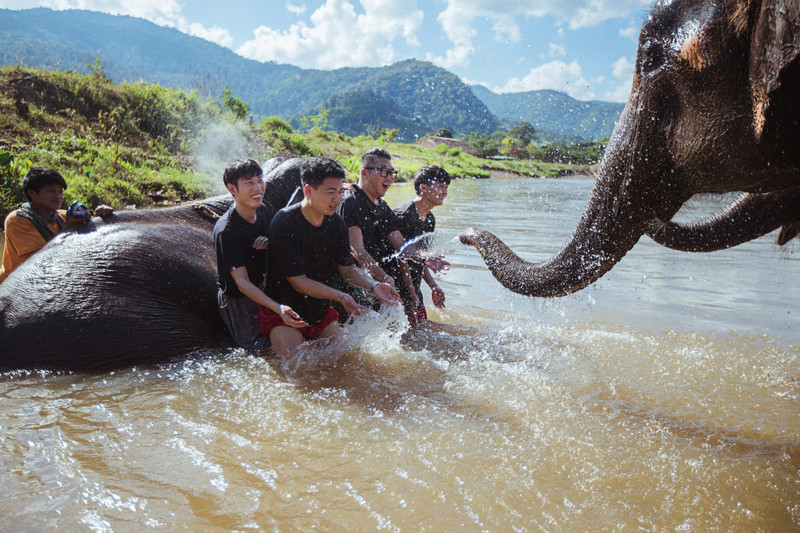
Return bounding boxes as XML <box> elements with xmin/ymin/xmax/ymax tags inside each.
<box><xmin>365</xmin><ymin>167</ymin><xmax>398</xmax><ymax>179</ymax></box>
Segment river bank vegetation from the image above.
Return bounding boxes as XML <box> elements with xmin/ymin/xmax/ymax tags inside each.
<box><xmin>0</xmin><ymin>65</ymin><xmax>604</xmax><ymax>219</ymax></box>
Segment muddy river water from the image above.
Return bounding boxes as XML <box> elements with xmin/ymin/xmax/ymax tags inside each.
<box><xmin>1</xmin><ymin>177</ymin><xmax>798</xmax><ymax>530</ymax></box>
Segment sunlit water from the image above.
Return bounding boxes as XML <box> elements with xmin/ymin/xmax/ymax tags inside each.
<box><xmin>1</xmin><ymin>178</ymin><xmax>798</xmax><ymax>531</ymax></box>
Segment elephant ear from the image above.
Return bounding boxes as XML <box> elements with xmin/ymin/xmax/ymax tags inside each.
<box><xmin>749</xmin><ymin>0</ymin><xmax>800</xmax><ymax>139</ymax></box>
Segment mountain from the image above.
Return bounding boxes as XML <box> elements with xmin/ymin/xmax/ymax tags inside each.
<box><xmin>0</xmin><ymin>8</ymin><xmax>500</xmax><ymax>141</ymax></box>
<box><xmin>307</xmin><ymin>89</ymin><xmax>432</xmax><ymax>140</ymax></box>
<box><xmin>471</xmin><ymin>85</ymin><xmax>625</xmax><ymax>141</ymax></box>
<box><xmin>0</xmin><ymin>7</ymin><xmax>621</xmax><ymax>142</ymax></box>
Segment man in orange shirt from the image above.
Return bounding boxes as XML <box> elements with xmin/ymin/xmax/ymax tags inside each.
<box><xmin>0</xmin><ymin>166</ymin><xmax>112</xmax><ymax>283</ymax></box>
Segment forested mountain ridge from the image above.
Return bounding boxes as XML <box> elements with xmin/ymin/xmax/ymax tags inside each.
<box><xmin>1</xmin><ymin>7</ymin><xmax>622</xmax><ymax>141</ymax></box>
<box><xmin>471</xmin><ymin>85</ymin><xmax>625</xmax><ymax>142</ymax></box>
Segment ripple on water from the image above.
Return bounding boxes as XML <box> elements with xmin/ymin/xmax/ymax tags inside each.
<box><xmin>2</xmin><ymin>178</ymin><xmax>799</xmax><ymax>529</ymax></box>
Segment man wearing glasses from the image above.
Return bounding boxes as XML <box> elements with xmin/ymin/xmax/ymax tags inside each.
<box><xmin>336</xmin><ymin>147</ymin><xmax>449</xmax><ymax>317</ymax></box>
<box><xmin>336</xmin><ymin>147</ymin><xmax>402</xmax><ymax>301</ymax></box>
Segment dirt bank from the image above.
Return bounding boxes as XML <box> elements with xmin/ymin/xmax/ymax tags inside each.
<box><xmin>487</xmin><ymin>164</ymin><xmax>598</xmax><ymax>180</ymax></box>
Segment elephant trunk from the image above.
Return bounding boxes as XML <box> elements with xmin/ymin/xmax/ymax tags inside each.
<box><xmin>460</xmin><ymin>164</ymin><xmax>685</xmax><ymax>297</ymax></box>
<box><xmin>647</xmin><ymin>189</ymin><xmax>800</xmax><ymax>251</ymax></box>
<box><xmin>460</xmin><ymin>98</ymin><xmax>687</xmax><ymax>297</ymax></box>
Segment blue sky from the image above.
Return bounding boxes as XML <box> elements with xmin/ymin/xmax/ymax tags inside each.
<box><xmin>2</xmin><ymin>0</ymin><xmax>655</xmax><ymax>102</ymax></box>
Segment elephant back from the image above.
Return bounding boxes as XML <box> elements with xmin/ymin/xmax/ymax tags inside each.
<box><xmin>262</xmin><ymin>157</ymin><xmax>307</xmax><ymax>218</ymax></box>
<box><xmin>0</xmin><ymin>223</ymin><xmax>225</xmax><ymax>370</ymax></box>
<box><xmin>95</xmin><ymin>194</ymin><xmax>232</xmax><ymax>228</ymax></box>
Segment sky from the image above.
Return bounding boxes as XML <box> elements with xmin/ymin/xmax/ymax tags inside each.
<box><xmin>1</xmin><ymin>0</ymin><xmax>655</xmax><ymax>103</ymax></box>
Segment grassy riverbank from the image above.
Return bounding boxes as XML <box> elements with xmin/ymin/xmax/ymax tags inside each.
<box><xmin>0</xmin><ymin>65</ymin><xmax>585</xmax><ymax>219</ymax></box>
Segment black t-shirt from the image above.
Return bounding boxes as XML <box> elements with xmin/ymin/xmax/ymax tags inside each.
<box><xmin>266</xmin><ymin>203</ymin><xmax>355</xmax><ymax>325</ymax></box>
<box><xmin>385</xmin><ymin>200</ymin><xmax>435</xmax><ymax>301</ymax></box>
<box><xmin>214</xmin><ymin>204</ymin><xmax>271</xmax><ymax>298</ymax></box>
<box><xmin>336</xmin><ymin>184</ymin><xmax>399</xmax><ymax>266</ymax></box>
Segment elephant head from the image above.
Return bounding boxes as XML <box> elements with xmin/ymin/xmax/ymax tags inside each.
<box><xmin>461</xmin><ymin>0</ymin><xmax>800</xmax><ymax>296</ymax></box>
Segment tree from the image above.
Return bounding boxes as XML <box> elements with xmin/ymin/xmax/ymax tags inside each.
<box><xmin>509</xmin><ymin>121</ymin><xmax>536</xmax><ymax>146</ymax></box>
<box><xmin>220</xmin><ymin>85</ymin><xmax>249</xmax><ymax>121</ymax></box>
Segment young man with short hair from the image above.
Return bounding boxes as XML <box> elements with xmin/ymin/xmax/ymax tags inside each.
<box><xmin>334</xmin><ymin>148</ymin><xmax>449</xmax><ymax>315</ymax></box>
<box><xmin>336</xmin><ymin>147</ymin><xmax>402</xmax><ymax>287</ymax></box>
<box><xmin>214</xmin><ymin>159</ymin><xmax>306</xmax><ymax>347</ymax></box>
<box><xmin>262</xmin><ymin>157</ymin><xmax>401</xmax><ymax>357</ymax></box>
<box><xmin>0</xmin><ymin>166</ymin><xmax>113</xmax><ymax>283</ymax></box>
<box><xmin>385</xmin><ymin>166</ymin><xmax>451</xmax><ymax>323</ymax></box>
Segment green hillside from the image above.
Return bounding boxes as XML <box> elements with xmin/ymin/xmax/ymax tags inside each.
<box><xmin>0</xmin><ymin>7</ymin><xmax>622</xmax><ymax>142</ymax></box>
<box><xmin>471</xmin><ymin>85</ymin><xmax>625</xmax><ymax>141</ymax></box>
<box><xmin>0</xmin><ymin>66</ymin><xmax>581</xmax><ymax>219</ymax></box>
<box><xmin>0</xmin><ymin>8</ymin><xmax>497</xmax><ymax>140</ymax></box>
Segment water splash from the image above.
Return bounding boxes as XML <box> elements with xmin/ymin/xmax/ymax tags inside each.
<box><xmin>191</xmin><ymin>120</ymin><xmax>259</xmax><ymax>194</ymax></box>
<box><xmin>383</xmin><ymin>232</ymin><xmax>435</xmax><ymax>264</ymax></box>
<box><xmin>277</xmin><ymin>305</ymin><xmax>410</xmax><ymax>378</ymax></box>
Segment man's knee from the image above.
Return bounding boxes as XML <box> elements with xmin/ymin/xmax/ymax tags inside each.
<box><xmin>318</xmin><ymin>320</ymin><xmax>341</xmax><ymax>339</ymax></box>
<box><xmin>269</xmin><ymin>326</ymin><xmax>304</xmax><ymax>357</ymax></box>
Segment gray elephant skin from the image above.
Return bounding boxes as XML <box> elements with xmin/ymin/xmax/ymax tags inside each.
<box><xmin>461</xmin><ymin>0</ymin><xmax>800</xmax><ymax>296</ymax></box>
<box><xmin>0</xmin><ymin>157</ymin><xmax>305</xmax><ymax>370</ymax></box>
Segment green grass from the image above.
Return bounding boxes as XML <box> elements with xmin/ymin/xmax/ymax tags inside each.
<box><xmin>0</xmin><ymin>65</ymin><xmax>591</xmax><ymax>219</ymax></box>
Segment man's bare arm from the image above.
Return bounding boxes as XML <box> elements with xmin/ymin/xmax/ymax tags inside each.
<box><xmin>338</xmin><ymin>265</ymin><xmax>401</xmax><ymax>306</ymax></box>
<box><xmin>347</xmin><ymin>225</ymin><xmax>392</xmax><ymax>283</ymax></box>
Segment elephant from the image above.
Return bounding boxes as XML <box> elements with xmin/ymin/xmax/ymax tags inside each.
<box><xmin>0</xmin><ymin>157</ymin><xmax>307</xmax><ymax>370</ymax></box>
<box><xmin>461</xmin><ymin>0</ymin><xmax>800</xmax><ymax>296</ymax></box>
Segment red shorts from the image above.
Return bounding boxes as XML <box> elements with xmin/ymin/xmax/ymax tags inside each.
<box><xmin>259</xmin><ymin>305</ymin><xmax>339</xmax><ymax>340</ymax></box>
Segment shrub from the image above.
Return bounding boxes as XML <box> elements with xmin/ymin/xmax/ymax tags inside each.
<box><xmin>259</xmin><ymin>115</ymin><xmax>293</xmax><ymax>133</ymax></box>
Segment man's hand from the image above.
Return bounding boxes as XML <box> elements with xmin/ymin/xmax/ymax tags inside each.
<box><xmin>278</xmin><ymin>304</ymin><xmax>308</xmax><ymax>328</ymax></box>
<box><xmin>339</xmin><ymin>293</ymin><xmax>370</xmax><ymax>316</ymax></box>
<box><xmin>431</xmin><ymin>286</ymin><xmax>446</xmax><ymax>308</ymax></box>
<box><xmin>252</xmin><ymin>236</ymin><xmax>269</xmax><ymax>250</ymax></box>
<box><xmin>372</xmin><ymin>282</ymin><xmax>401</xmax><ymax>306</ymax></box>
<box><xmin>423</xmin><ymin>253</ymin><xmax>450</xmax><ymax>274</ymax></box>
<box><xmin>94</xmin><ymin>204</ymin><xmax>114</xmax><ymax>217</ymax></box>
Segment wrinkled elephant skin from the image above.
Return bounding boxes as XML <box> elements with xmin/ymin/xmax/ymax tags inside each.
<box><xmin>0</xmin><ymin>157</ymin><xmax>307</xmax><ymax>370</ymax></box>
<box><xmin>461</xmin><ymin>0</ymin><xmax>800</xmax><ymax>296</ymax></box>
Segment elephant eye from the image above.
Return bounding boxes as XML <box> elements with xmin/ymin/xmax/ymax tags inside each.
<box><xmin>640</xmin><ymin>41</ymin><xmax>667</xmax><ymax>75</ymax></box>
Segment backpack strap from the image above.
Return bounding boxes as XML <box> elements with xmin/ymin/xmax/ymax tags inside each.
<box><xmin>15</xmin><ymin>202</ymin><xmax>65</xmax><ymax>242</ymax></box>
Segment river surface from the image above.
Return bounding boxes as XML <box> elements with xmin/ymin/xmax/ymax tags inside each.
<box><xmin>1</xmin><ymin>177</ymin><xmax>798</xmax><ymax>531</ymax></box>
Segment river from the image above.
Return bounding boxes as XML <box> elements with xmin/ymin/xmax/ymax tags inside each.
<box><xmin>1</xmin><ymin>177</ymin><xmax>798</xmax><ymax>531</ymax></box>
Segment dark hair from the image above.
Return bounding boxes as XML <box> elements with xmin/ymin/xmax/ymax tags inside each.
<box><xmin>361</xmin><ymin>147</ymin><xmax>391</xmax><ymax>168</ymax></box>
<box><xmin>301</xmin><ymin>157</ymin><xmax>346</xmax><ymax>187</ymax></box>
<box><xmin>223</xmin><ymin>159</ymin><xmax>263</xmax><ymax>188</ymax></box>
<box><xmin>413</xmin><ymin>166</ymin><xmax>451</xmax><ymax>194</ymax></box>
<box><xmin>22</xmin><ymin>166</ymin><xmax>68</xmax><ymax>201</ymax></box>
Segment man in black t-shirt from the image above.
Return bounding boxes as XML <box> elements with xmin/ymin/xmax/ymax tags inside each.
<box><xmin>335</xmin><ymin>148</ymin><xmax>449</xmax><ymax>318</ymax></box>
<box><xmin>384</xmin><ymin>166</ymin><xmax>451</xmax><ymax>324</ymax></box>
<box><xmin>262</xmin><ymin>157</ymin><xmax>401</xmax><ymax>358</ymax></box>
<box><xmin>214</xmin><ymin>159</ymin><xmax>306</xmax><ymax>347</ymax></box>
<box><xmin>336</xmin><ymin>147</ymin><xmax>402</xmax><ymax>289</ymax></box>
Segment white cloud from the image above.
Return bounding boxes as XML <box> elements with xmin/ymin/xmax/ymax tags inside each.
<box><xmin>548</xmin><ymin>42</ymin><xmax>566</xmax><ymax>57</ymax></box>
<box><xmin>181</xmin><ymin>21</ymin><xmax>233</xmax><ymax>48</ymax></box>
<box><xmin>491</xmin><ymin>15</ymin><xmax>521</xmax><ymax>43</ymax></box>
<box><xmin>603</xmin><ymin>56</ymin><xmax>635</xmax><ymax>102</ymax></box>
<box><xmin>619</xmin><ymin>24</ymin><xmax>639</xmax><ymax>41</ymax></box>
<box><xmin>236</xmin><ymin>0</ymin><xmax>423</xmax><ymax>68</ymax></box>
<box><xmin>497</xmin><ymin>60</ymin><xmax>596</xmax><ymax>100</ymax></box>
<box><xmin>425</xmin><ymin>2</ymin><xmax>478</xmax><ymax>68</ymax></box>
<box><xmin>429</xmin><ymin>0</ymin><xmax>650</xmax><ymax>71</ymax></box>
<box><xmin>286</xmin><ymin>2</ymin><xmax>306</xmax><ymax>15</ymax></box>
